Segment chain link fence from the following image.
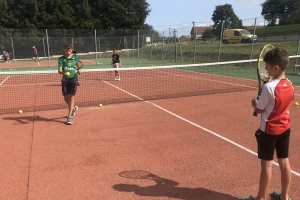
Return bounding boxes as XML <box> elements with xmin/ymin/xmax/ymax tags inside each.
<box><xmin>0</xmin><ymin>17</ymin><xmax>299</xmax><ymax>69</ymax></box>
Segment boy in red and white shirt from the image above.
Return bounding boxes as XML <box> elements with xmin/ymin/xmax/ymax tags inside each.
<box><xmin>241</xmin><ymin>48</ymin><xmax>293</xmax><ymax>200</ymax></box>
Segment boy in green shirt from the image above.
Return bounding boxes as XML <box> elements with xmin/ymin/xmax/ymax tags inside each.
<box><xmin>58</xmin><ymin>42</ymin><xmax>81</xmax><ymax>125</ymax></box>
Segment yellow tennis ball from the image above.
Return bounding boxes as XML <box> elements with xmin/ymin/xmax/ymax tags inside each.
<box><xmin>99</xmin><ymin>104</ymin><xmax>102</xmax><ymax>107</ymax></box>
<box><xmin>10</xmin><ymin>69</ymin><xmax>12</xmax><ymax>70</ymax></box>
<box><xmin>18</xmin><ymin>110</ymin><xmax>23</xmax><ymax>114</ymax></box>
<box><xmin>65</xmin><ymin>72</ymin><xmax>70</xmax><ymax>76</ymax></box>
<box><xmin>295</xmin><ymin>102</ymin><xmax>299</xmax><ymax>106</ymax></box>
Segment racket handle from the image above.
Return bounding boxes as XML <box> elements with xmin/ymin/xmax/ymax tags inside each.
<box><xmin>253</xmin><ymin>95</ymin><xmax>260</xmax><ymax>116</ymax></box>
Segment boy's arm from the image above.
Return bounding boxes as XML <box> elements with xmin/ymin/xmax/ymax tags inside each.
<box><xmin>58</xmin><ymin>66</ymin><xmax>65</xmax><ymax>75</ymax></box>
<box><xmin>251</xmin><ymin>98</ymin><xmax>264</xmax><ymax>113</ymax></box>
<box><xmin>58</xmin><ymin>59</ymin><xmax>67</xmax><ymax>75</ymax></box>
<box><xmin>252</xmin><ymin>85</ymin><xmax>271</xmax><ymax>113</ymax></box>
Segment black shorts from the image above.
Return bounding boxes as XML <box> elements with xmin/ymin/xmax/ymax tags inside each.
<box><xmin>255</xmin><ymin>128</ymin><xmax>290</xmax><ymax>160</ymax></box>
<box><xmin>61</xmin><ymin>77</ymin><xmax>78</xmax><ymax>96</ymax></box>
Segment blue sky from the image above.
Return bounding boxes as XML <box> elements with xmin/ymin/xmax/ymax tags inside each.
<box><xmin>145</xmin><ymin>0</ymin><xmax>266</xmax><ymax>35</ymax></box>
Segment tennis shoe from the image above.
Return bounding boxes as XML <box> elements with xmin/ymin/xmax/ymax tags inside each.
<box><xmin>272</xmin><ymin>191</ymin><xmax>291</xmax><ymax>200</ymax></box>
<box><xmin>71</xmin><ymin>106</ymin><xmax>78</xmax><ymax>117</ymax></box>
<box><xmin>67</xmin><ymin>116</ymin><xmax>73</xmax><ymax>125</ymax></box>
<box><xmin>237</xmin><ymin>196</ymin><xmax>254</xmax><ymax>200</ymax></box>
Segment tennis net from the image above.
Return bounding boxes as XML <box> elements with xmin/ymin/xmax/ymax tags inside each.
<box><xmin>0</xmin><ymin>57</ymin><xmax>299</xmax><ymax>114</ymax></box>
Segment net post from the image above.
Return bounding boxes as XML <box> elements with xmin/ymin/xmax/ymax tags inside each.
<box><xmin>249</xmin><ymin>18</ymin><xmax>257</xmax><ymax>68</ymax></box>
<box><xmin>46</xmin><ymin>29</ymin><xmax>51</xmax><ymax>69</ymax></box>
<box><xmin>10</xmin><ymin>37</ymin><xmax>15</xmax><ymax>60</ymax></box>
<box><xmin>193</xmin><ymin>22</ymin><xmax>196</xmax><ymax>64</ymax></box>
<box><xmin>217</xmin><ymin>21</ymin><xmax>224</xmax><ymax>62</ymax></box>
<box><xmin>95</xmin><ymin>29</ymin><xmax>98</xmax><ymax>66</ymax></box>
<box><xmin>137</xmin><ymin>30</ymin><xmax>140</xmax><ymax>64</ymax></box>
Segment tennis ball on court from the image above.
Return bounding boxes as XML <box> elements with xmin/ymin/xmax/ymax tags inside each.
<box><xmin>18</xmin><ymin>110</ymin><xmax>23</xmax><ymax>114</ymax></box>
<box><xmin>99</xmin><ymin>104</ymin><xmax>103</xmax><ymax>107</ymax></box>
<box><xmin>295</xmin><ymin>102</ymin><xmax>299</xmax><ymax>106</ymax></box>
<box><xmin>10</xmin><ymin>69</ymin><xmax>12</xmax><ymax>70</ymax></box>
<box><xmin>65</xmin><ymin>72</ymin><xmax>70</xmax><ymax>76</ymax></box>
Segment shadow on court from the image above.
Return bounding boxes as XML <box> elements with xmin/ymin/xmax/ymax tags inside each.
<box><xmin>2</xmin><ymin>115</ymin><xmax>65</xmax><ymax>124</ymax></box>
<box><xmin>113</xmin><ymin>170</ymin><xmax>236</xmax><ymax>200</ymax></box>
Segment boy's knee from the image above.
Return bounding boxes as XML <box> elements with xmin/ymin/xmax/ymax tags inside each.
<box><xmin>261</xmin><ymin>160</ymin><xmax>273</xmax><ymax>168</ymax></box>
<box><xmin>278</xmin><ymin>158</ymin><xmax>290</xmax><ymax>168</ymax></box>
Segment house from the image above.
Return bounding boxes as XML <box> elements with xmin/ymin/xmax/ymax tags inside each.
<box><xmin>190</xmin><ymin>26</ymin><xmax>212</xmax><ymax>40</ymax></box>
<box><xmin>180</xmin><ymin>35</ymin><xmax>191</xmax><ymax>41</ymax></box>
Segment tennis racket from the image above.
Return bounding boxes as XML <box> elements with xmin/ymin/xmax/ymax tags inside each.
<box><xmin>253</xmin><ymin>44</ymin><xmax>275</xmax><ymax>116</ymax></box>
<box><xmin>119</xmin><ymin>170</ymin><xmax>158</xmax><ymax>180</ymax></box>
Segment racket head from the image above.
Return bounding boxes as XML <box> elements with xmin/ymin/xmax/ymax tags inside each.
<box><xmin>119</xmin><ymin>170</ymin><xmax>156</xmax><ymax>180</ymax></box>
<box><xmin>257</xmin><ymin>44</ymin><xmax>275</xmax><ymax>92</ymax></box>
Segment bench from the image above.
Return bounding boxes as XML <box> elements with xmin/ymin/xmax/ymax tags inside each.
<box><xmin>295</xmin><ymin>64</ymin><xmax>300</xmax><ymax>72</ymax></box>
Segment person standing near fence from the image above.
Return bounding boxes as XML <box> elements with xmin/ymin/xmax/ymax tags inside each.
<box><xmin>32</xmin><ymin>46</ymin><xmax>40</xmax><ymax>62</ymax></box>
<box><xmin>111</xmin><ymin>49</ymin><xmax>122</xmax><ymax>81</ymax></box>
<box><xmin>5</xmin><ymin>51</ymin><xmax>11</xmax><ymax>63</ymax></box>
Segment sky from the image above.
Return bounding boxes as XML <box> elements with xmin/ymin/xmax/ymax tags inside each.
<box><xmin>145</xmin><ymin>0</ymin><xmax>266</xmax><ymax>35</ymax></box>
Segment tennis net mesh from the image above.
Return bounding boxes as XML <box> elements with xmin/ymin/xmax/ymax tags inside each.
<box><xmin>0</xmin><ymin>57</ymin><xmax>299</xmax><ymax>114</ymax></box>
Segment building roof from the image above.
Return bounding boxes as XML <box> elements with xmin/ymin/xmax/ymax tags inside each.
<box><xmin>190</xmin><ymin>26</ymin><xmax>212</xmax><ymax>34</ymax></box>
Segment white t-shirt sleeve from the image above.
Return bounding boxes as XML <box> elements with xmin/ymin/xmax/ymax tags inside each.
<box><xmin>256</xmin><ymin>85</ymin><xmax>271</xmax><ymax>110</ymax></box>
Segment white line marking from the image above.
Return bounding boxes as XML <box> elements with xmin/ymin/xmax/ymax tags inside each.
<box><xmin>103</xmin><ymin>80</ymin><xmax>300</xmax><ymax>177</ymax></box>
<box><xmin>0</xmin><ymin>76</ymin><xmax>10</xmax><ymax>86</ymax></box>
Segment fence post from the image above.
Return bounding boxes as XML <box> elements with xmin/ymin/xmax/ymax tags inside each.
<box><xmin>138</xmin><ymin>30</ymin><xmax>140</xmax><ymax>64</ymax></box>
<box><xmin>295</xmin><ymin>31</ymin><xmax>300</xmax><ymax>67</ymax></box>
<box><xmin>45</xmin><ymin>29</ymin><xmax>51</xmax><ymax>69</ymax></box>
<box><xmin>193</xmin><ymin>22</ymin><xmax>196</xmax><ymax>64</ymax></box>
<box><xmin>43</xmin><ymin>37</ymin><xmax>47</xmax><ymax>59</ymax></box>
<box><xmin>98</xmin><ymin>37</ymin><xmax>101</xmax><ymax>59</ymax></box>
<box><xmin>95</xmin><ymin>29</ymin><xmax>98</xmax><ymax>66</ymax></box>
<box><xmin>217</xmin><ymin>21</ymin><xmax>224</xmax><ymax>62</ymax></box>
<box><xmin>151</xmin><ymin>33</ymin><xmax>154</xmax><ymax>61</ymax></box>
<box><xmin>10</xmin><ymin>37</ymin><xmax>15</xmax><ymax>60</ymax></box>
<box><xmin>249</xmin><ymin>18</ymin><xmax>257</xmax><ymax>68</ymax></box>
<box><xmin>162</xmin><ymin>31</ymin><xmax>164</xmax><ymax>62</ymax></box>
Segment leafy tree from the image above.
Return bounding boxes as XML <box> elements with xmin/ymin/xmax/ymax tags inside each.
<box><xmin>261</xmin><ymin>0</ymin><xmax>300</xmax><ymax>26</ymax></box>
<box><xmin>0</xmin><ymin>0</ymin><xmax>151</xmax><ymax>32</ymax></box>
<box><xmin>211</xmin><ymin>4</ymin><xmax>243</xmax><ymax>38</ymax></box>
<box><xmin>202</xmin><ymin>29</ymin><xmax>213</xmax><ymax>41</ymax></box>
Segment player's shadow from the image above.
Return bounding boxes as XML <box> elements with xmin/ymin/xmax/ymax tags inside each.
<box><xmin>113</xmin><ymin>171</ymin><xmax>237</xmax><ymax>200</ymax></box>
<box><xmin>2</xmin><ymin>115</ymin><xmax>65</xmax><ymax>124</ymax></box>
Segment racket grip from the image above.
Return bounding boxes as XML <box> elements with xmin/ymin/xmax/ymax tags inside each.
<box><xmin>253</xmin><ymin>95</ymin><xmax>260</xmax><ymax>116</ymax></box>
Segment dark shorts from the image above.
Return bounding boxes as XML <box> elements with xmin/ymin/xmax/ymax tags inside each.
<box><xmin>255</xmin><ymin>128</ymin><xmax>290</xmax><ymax>160</ymax></box>
<box><xmin>61</xmin><ymin>77</ymin><xmax>78</xmax><ymax>96</ymax></box>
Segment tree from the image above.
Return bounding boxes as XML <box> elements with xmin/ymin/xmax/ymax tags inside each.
<box><xmin>0</xmin><ymin>0</ymin><xmax>151</xmax><ymax>32</ymax></box>
<box><xmin>202</xmin><ymin>29</ymin><xmax>213</xmax><ymax>41</ymax></box>
<box><xmin>211</xmin><ymin>4</ymin><xmax>243</xmax><ymax>38</ymax></box>
<box><xmin>261</xmin><ymin>0</ymin><xmax>300</xmax><ymax>26</ymax></box>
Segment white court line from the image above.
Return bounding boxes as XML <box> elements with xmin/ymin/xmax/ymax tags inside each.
<box><xmin>103</xmin><ymin>80</ymin><xmax>300</xmax><ymax>177</ymax></box>
<box><xmin>0</xmin><ymin>76</ymin><xmax>10</xmax><ymax>86</ymax></box>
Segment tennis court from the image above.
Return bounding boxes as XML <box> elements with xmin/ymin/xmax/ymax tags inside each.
<box><xmin>1</xmin><ymin>59</ymin><xmax>300</xmax><ymax>199</ymax></box>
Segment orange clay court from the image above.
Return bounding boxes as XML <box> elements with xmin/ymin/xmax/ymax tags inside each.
<box><xmin>0</xmin><ymin>60</ymin><xmax>300</xmax><ymax>200</ymax></box>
